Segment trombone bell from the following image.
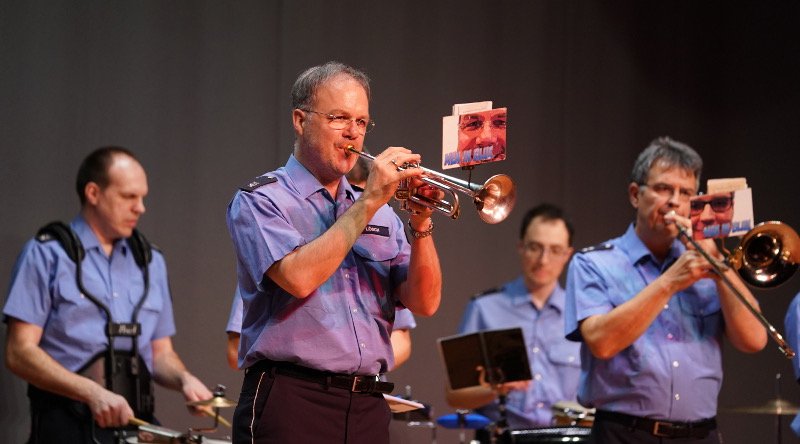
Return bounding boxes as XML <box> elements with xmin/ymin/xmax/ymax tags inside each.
<box><xmin>729</xmin><ymin>221</ymin><xmax>800</xmax><ymax>288</ymax></box>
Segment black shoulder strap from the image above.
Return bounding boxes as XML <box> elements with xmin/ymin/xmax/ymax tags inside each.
<box><xmin>239</xmin><ymin>175</ymin><xmax>277</xmax><ymax>192</ymax></box>
<box><xmin>578</xmin><ymin>242</ymin><xmax>614</xmax><ymax>254</ymax></box>
<box><xmin>37</xmin><ymin>221</ymin><xmax>85</xmax><ymax>263</ymax></box>
<box><xmin>127</xmin><ymin>229</ymin><xmax>152</xmax><ymax>268</ymax></box>
<box><xmin>470</xmin><ymin>286</ymin><xmax>503</xmax><ymax>301</ymax></box>
<box><xmin>36</xmin><ymin>221</ymin><xmax>152</xmax><ymax>266</ymax></box>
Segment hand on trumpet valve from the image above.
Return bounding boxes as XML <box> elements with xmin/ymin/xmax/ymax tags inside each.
<box><xmin>405</xmin><ymin>182</ymin><xmax>445</xmax><ymax>218</ymax></box>
<box><xmin>360</xmin><ymin>146</ymin><xmax>424</xmax><ymax>207</ymax></box>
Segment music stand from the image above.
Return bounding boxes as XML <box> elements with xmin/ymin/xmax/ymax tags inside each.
<box><xmin>438</xmin><ymin>327</ymin><xmax>532</xmax><ymax>441</ymax></box>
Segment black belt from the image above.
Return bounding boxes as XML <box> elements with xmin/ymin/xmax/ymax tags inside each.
<box><xmin>595</xmin><ymin>410</ymin><xmax>716</xmax><ymax>439</ymax></box>
<box><xmin>249</xmin><ymin>360</ymin><xmax>394</xmax><ymax>394</ymax></box>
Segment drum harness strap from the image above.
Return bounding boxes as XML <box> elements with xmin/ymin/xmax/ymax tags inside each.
<box><xmin>36</xmin><ymin>222</ymin><xmax>154</xmax><ymax>431</ymax></box>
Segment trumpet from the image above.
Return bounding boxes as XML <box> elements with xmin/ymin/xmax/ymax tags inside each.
<box><xmin>347</xmin><ymin>146</ymin><xmax>516</xmax><ymax>224</ymax></box>
<box><xmin>672</xmin><ymin>214</ymin><xmax>800</xmax><ymax>358</ymax></box>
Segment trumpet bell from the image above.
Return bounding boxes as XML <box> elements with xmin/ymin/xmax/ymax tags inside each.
<box><xmin>474</xmin><ymin>174</ymin><xmax>517</xmax><ymax>224</ymax></box>
<box><xmin>729</xmin><ymin>221</ymin><xmax>800</xmax><ymax>288</ymax></box>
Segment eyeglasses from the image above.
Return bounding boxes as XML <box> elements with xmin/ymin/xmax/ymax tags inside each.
<box><xmin>458</xmin><ymin>115</ymin><xmax>507</xmax><ymax>133</ymax></box>
<box><xmin>639</xmin><ymin>182</ymin><xmax>696</xmax><ymax>202</ymax></box>
<box><xmin>523</xmin><ymin>241</ymin><xmax>571</xmax><ymax>259</ymax></box>
<box><xmin>690</xmin><ymin>195</ymin><xmax>733</xmax><ymax>216</ymax></box>
<box><xmin>301</xmin><ymin>109</ymin><xmax>375</xmax><ymax>134</ymax></box>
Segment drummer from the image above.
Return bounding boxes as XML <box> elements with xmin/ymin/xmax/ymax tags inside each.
<box><xmin>447</xmin><ymin>204</ymin><xmax>581</xmax><ymax>442</ymax></box>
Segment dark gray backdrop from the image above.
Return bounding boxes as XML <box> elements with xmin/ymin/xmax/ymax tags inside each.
<box><xmin>2</xmin><ymin>1</ymin><xmax>799</xmax><ymax>442</ymax></box>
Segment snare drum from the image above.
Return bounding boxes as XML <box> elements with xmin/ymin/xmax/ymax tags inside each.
<box><xmin>125</xmin><ymin>423</ymin><xmax>231</xmax><ymax>444</ymax></box>
<box><xmin>126</xmin><ymin>438</ymin><xmax>231</xmax><ymax>444</ymax></box>
<box><xmin>551</xmin><ymin>400</ymin><xmax>595</xmax><ymax>427</ymax></box>
<box><xmin>509</xmin><ymin>426</ymin><xmax>591</xmax><ymax>443</ymax></box>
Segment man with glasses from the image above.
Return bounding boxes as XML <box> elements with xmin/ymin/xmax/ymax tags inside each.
<box><xmin>565</xmin><ymin>137</ymin><xmax>767</xmax><ymax>443</ymax></box>
<box><xmin>225</xmin><ymin>61</ymin><xmax>442</xmax><ymax>444</ymax></box>
<box><xmin>447</xmin><ymin>204</ymin><xmax>580</xmax><ymax>442</ymax></box>
<box><xmin>223</xmin><ymin>155</ymin><xmax>418</xmax><ymax>372</ymax></box>
<box><xmin>690</xmin><ymin>192</ymin><xmax>735</xmax><ymax>240</ymax></box>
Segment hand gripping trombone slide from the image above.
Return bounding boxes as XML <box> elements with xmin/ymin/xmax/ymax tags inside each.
<box><xmin>669</xmin><ymin>210</ymin><xmax>799</xmax><ymax>358</ymax></box>
<box><xmin>346</xmin><ymin>146</ymin><xmax>517</xmax><ymax>224</ymax></box>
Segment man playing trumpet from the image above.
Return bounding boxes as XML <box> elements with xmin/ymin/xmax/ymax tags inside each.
<box><xmin>225</xmin><ymin>61</ymin><xmax>442</xmax><ymax>444</ymax></box>
<box><xmin>565</xmin><ymin>137</ymin><xmax>767</xmax><ymax>443</ymax></box>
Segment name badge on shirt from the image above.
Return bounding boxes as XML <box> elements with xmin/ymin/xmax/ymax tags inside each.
<box><xmin>109</xmin><ymin>322</ymin><xmax>141</xmax><ymax>337</ymax></box>
<box><xmin>362</xmin><ymin>225</ymin><xmax>390</xmax><ymax>237</ymax></box>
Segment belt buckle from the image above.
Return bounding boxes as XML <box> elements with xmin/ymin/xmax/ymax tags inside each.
<box><xmin>351</xmin><ymin>375</ymin><xmax>377</xmax><ymax>393</ymax></box>
<box><xmin>351</xmin><ymin>376</ymin><xmax>363</xmax><ymax>392</ymax></box>
<box><xmin>652</xmin><ymin>421</ymin><xmax>673</xmax><ymax>437</ymax></box>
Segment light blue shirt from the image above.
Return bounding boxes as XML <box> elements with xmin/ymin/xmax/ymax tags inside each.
<box><xmin>226</xmin><ymin>287</ymin><xmax>416</xmax><ymax>334</ymax></box>
<box><xmin>226</xmin><ymin>155</ymin><xmax>411</xmax><ymax>375</ymax></box>
<box><xmin>394</xmin><ymin>306</ymin><xmax>416</xmax><ymax>331</ymax></box>
<box><xmin>565</xmin><ymin>223</ymin><xmax>722</xmax><ymax>421</ymax></box>
<box><xmin>3</xmin><ymin>216</ymin><xmax>175</xmax><ymax>374</ymax></box>
<box><xmin>783</xmin><ymin>291</ymin><xmax>800</xmax><ymax>436</ymax></box>
<box><xmin>226</xmin><ymin>287</ymin><xmax>243</xmax><ymax>334</ymax></box>
<box><xmin>458</xmin><ymin>277</ymin><xmax>581</xmax><ymax>428</ymax></box>
<box><xmin>224</xmin><ymin>286</ymin><xmax>416</xmax><ymax>368</ymax></box>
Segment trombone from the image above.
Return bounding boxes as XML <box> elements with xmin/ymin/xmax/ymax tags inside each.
<box><xmin>347</xmin><ymin>146</ymin><xmax>516</xmax><ymax>224</ymax></box>
<box><xmin>672</xmin><ymin>214</ymin><xmax>800</xmax><ymax>358</ymax></box>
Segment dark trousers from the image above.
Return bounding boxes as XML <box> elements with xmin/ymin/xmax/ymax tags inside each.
<box><xmin>232</xmin><ymin>366</ymin><xmax>391</xmax><ymax>444</ymax></box>
<box><xmin>27</xmin><ymin>385</ymin><xmax>143</xmax><ymax>444</ymax></box>
<box><xmin>590</xmin><ymin>416</ymin><xmax>721</xmax><ymax>444</ymax></box>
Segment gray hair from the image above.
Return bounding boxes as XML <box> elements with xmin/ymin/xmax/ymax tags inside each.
<box><xmin>291</xmin><ymin>61</ymin><xmax>371</xmax><ymax>110</ymax></box>
<box><xmin>630</xmin><ymin>136</ymin><xmax>703</xmax><ymax>187</ymax></box>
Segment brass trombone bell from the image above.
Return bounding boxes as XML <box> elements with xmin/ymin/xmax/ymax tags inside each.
<box><xmin>672</xmin><ymin>215</ymin><xmax>799</xmax><ymax>358</ymax></box>
<box><xmin>728</xmin><ymin>221</ymin><xmax>800</xmax><ymax>288</ymax></box>
<box><xmin>347</xmin><ymin>146</ymin><xmax>517</xmax><ymax>224</ymax></box>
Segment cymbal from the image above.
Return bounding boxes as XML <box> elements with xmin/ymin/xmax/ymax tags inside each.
<box><xmin>727</xmin><ymin>398</ymin><xmax>800</xmax><ymax>415</ymax></box>
<box><xmin>187</xmin><ymin>396</ymin><xmax>238</xmax><ymax>408</ymax></box>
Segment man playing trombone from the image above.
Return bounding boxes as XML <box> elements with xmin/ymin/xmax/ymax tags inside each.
<box><xmin>565</xmin><ymin>137</ymin><xmax>767</xmax><ymax>443</ymax></box>
<box><xmin>225</xmin><ymin>61</ymin><xmax>442</xmax><ymax>444</ymax></box>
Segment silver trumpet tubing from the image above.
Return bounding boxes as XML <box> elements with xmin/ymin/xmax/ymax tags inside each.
<box><xmin>347</xmin><ymin>146</ymin><xmax>516</xmax><ymax>224</ymax></box>
<box><xmin>672</xmin><ymin>215</ymin><xmax>800</xmax><ymax>358</ymax></box>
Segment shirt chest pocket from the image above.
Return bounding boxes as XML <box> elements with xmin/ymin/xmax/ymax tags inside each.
<box><xmin>547</xmin><ymin>342</ymin><xmax>581</xmax><ymax>368</ymax></box>
<box><xmin>352</xmin><ymin>231</ymin><xmax>400</xmax><ymax>262</ymax></box>
<box><xmin>127</xmin><ymin>282</ymin><xmax>163</xmax><ymax>315</ymax></box>
<box><xmin>677</xmin><ymin>281</ymin><xmax>720</xmax><ymax>317</ymax></box>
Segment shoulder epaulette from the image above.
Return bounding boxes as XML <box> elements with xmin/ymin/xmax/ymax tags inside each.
<box><xmin>470</xmin><ymin>286</ymin><xmax>502</xmax><ymax>301</ymax></box>
<box><xmin>239</xmin><ymin>175</ymin><xmax>277</xmax><ymax>192</ymax></box>
<box><xmin>36</xmin><ymin>221</ymin><xmax>84</xmax><ymax>263</ymax></box>
<box><xmin>579</xmin><ymin>242</ymin><xmax>614</xmax><ymax>254</ymax></box>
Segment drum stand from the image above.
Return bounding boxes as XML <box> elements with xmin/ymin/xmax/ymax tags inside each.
<box><xmin>489</xmin><ymin>392</ymin><xmax>510</xmax><ymax>444</ymax></box>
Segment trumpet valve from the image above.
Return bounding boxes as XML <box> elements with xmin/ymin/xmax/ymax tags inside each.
<box><xmin>395</xmin><ymin>179</ymin><xmax>411</xmax><ymax>201</ymax></box>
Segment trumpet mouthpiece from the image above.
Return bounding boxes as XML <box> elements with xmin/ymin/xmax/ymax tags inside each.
<box><xmin>345</xmin><ymin>145</ymin><xmax>358</xmax><ymax>156</ymax></box>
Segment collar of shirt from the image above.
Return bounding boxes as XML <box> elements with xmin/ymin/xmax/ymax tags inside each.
<box><xmin>504</xmin><ymin>276</ymin><xmax>565</xmax><ymax>314</ymax></box>
<box><xmin>285</xmin><ymin>155</ymin><xmax>355</xmax><ymax>203</ymax></box>
<box><xmin>71</xmin><ymin>215</ymin><xmax>102</xmax><ymax>252</ymax></box>
<box><xmin>619</xmin><ymin>223</ymin><xmax>684</xmax><ymax>270</ymax></box>
<box><xmin>71</xmin><ymin>215</ymin><xmax>134</xmax><ymax>259</ymax></box>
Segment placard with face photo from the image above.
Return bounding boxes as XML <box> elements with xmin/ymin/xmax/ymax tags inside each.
<box><xmin>442</xmin><ymin>101</ymin><xmax>507</xmax><ymax>170</ymax></box>
<box><xmin>690</xmin><ymin>188</ymin><xmax>753</xmax><ymax>240</ymax></box>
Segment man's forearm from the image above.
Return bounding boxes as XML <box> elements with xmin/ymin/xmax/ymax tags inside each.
<box><xmin>399</xmin><ymin>232</ymin><xmax>442</xmax><ymax>316</ymax></box>
<box><xmin>266</xmin><ymin>198</ymin><xmax>379</xmax><ymax>298</ymax></box>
